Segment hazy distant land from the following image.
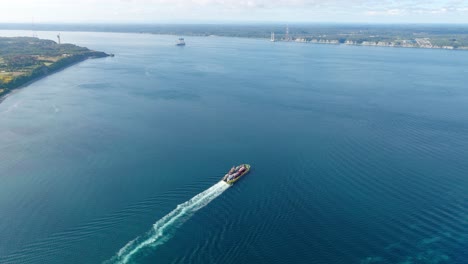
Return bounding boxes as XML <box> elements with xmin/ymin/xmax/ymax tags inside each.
<box><xmin>0</xmin><ymin>37</ymin><xmax>110</xmax><ymax>98</ymax></box>
<box><xmin>1</xmin><ymin>23</ymin><xmax>468</xmax><ymax>50</ymax></box>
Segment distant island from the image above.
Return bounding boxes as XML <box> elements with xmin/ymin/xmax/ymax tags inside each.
<box><xmin>1</xmin><ymin>23</ymin><xmax>468</xmax><ymax>50</ymax></box>
<box><xmin>0</xmin><ymin>36</ymin><xmax>110</xmax><ymax>98</ymax></box>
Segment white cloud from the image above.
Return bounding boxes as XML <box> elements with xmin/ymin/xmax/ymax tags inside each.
<box><xmin>1</xmin><ymin>0</ymin><xmax>468</xmax><ymax>23</ymax></box>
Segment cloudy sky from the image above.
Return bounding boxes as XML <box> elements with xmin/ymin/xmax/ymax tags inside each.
<box><xmin>2</xmin><ymin>0</ymin><xmax>468</xmax><ymax>23</ymax></box>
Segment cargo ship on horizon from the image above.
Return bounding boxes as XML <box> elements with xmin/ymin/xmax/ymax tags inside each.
<box><xmin>176</xmin><ymin>38</ymin><xmax>186</xmax><ymax>46</ymax></box>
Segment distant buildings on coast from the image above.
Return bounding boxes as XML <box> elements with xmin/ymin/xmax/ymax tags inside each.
<box><xmin>269</xmin><ymin>25</ymin><xmax>467</xmax><ymax>50</ymax></box>
<box><xmin>271</xmin><ymin>25</ymin><xmax>290</xmax><ymax>42</ymax></box>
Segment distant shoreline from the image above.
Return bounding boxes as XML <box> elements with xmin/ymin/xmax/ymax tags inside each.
<box><xmin>272</xmin><ymin>38</ymin><xmax>468</xmax><ymax>51</ymax></box>
<box><xmin>2</xmin><ymin>29</ymin><xmax>466</xmax><ymax>52</ymax></box>
<box><xmin>1</xmin><ymin>23</ymin><xmax>468</xmax><ymax>51</ymax></box>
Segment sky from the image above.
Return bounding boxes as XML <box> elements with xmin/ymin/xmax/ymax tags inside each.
<box><xmin>1</xmin><ymin>0</ymin><xmax>468</xmax><ymax>24</ymax></box>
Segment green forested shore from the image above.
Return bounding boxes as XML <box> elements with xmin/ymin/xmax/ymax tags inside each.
<box><xmin>0</xmin><ymin>37</ymin><xmax>109</xmax><ymax>97</ymax></box>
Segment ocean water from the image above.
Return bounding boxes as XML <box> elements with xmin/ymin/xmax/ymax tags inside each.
<box><xmin>0</xmin><ymin>30</ymin><xmax>467</xmax><ymax>264</ymax></box>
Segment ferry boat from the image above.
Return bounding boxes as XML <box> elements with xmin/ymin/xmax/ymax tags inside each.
<box><xmin>222</xmin><ymin>164</ymin><xmax>251</xmax><ymax>185</ymax></box>
<box><xmin>176</xmin><ymin>38</ymin><xmax>186</xmax><ymax>46</ymax></box>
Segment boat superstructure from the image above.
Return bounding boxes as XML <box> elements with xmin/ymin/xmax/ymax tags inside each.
<box><xmin>222</xmin><ymin>164</ymin><xmax>251</xmax><ymax>185</ymax></box>
<box><xmin>176</xmin><ymin>38</ymin><xmax>186</xmax><ymax>46</ymax></box>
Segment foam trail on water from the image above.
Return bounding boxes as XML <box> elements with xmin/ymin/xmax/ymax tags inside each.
<box><xmin>108</xmin><ymin>180</ymin><xmax>230</xmax><ymax>264</ymax></box>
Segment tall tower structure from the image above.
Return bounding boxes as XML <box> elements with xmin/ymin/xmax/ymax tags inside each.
<box><xmin>271</xmin><ymin>32</ymin><xmax>275</xmax><ymax>42</ymax></box>
<box><xmin>285</xmin><ymin>25</ymin><xmax>290</xmax><ymax>41</ymax></box>
<box><xmin>57</xmin><ymin>34</ymin><xmax>61</xmax><ymax>44</ymax></box>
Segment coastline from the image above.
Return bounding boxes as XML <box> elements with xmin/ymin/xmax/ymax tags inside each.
<box><xmin>0</xmin><ymin>52</ymin><xmax>110</xmax><ymax>104</ymax></box>
<box><xmin>281</xmin><ymin>38</ymin><xmax>468</xmax><ymax>50</ymax></box>
<box><xmin>2</xmin><ymin>24</ymin><xmax>467</xmax><ymax>51</ymax></box>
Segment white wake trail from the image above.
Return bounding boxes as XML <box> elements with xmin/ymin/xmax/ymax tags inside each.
<box><xmin>108</xmin><ymin>180</ymin><xmax>230</xmax><ymax>264</ymax></box>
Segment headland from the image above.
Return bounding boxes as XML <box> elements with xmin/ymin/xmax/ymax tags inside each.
<box><xmin>0</xmin><ymin>36</ymin><xmax>110</xmax><ymax>99</ymax></box>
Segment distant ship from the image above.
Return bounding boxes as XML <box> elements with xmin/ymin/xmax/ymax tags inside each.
<box><xmin>176</xmin><ymin>38</ymin><xmax>186</xmax><ymax>46</ymax></box>
<box><xmin>222</xmin><ymin>164</ymin><xmax>251</xmax><ymax>185</ymax></box>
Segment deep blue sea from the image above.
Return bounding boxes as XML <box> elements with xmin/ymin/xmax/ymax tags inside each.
<box><xmin>0</xmin><ymin>30</ymin><xmax>467</xmax><ymax>264</ymax></box>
